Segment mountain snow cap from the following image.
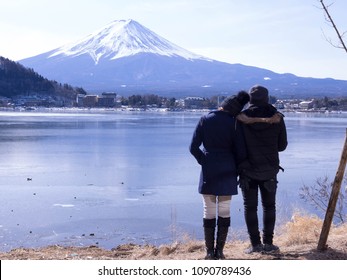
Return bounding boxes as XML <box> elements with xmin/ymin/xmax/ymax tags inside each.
<box><xmin>49</xmin><ymin>19</ymin><xmax>210</xmax><ymax>64</ymax></box>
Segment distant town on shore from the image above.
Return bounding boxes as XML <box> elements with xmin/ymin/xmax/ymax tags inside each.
<box><xmin>1</xmin><ymin>92</ymin><xmax>346</xmax><ymax>112</ymax></box>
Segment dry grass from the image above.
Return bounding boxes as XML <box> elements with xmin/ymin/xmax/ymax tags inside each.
<box><xmin>1</xmin><ymin>214</ymin><xmax>347</xmax><ymax>260</ymax></box>
<box><xmin>279</xmin><ymin>212</ymin><xmax>323</xmax><ymax>246</ymax></box>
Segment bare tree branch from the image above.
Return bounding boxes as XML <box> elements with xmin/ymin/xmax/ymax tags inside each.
<box><xmin>299</xmin><ymin>176</ymin><xmax>347</xmax><ymax>223</ymax></box>
<box><xmin>319</xmin><ymin>0</ymin><xmax>347</xmax><ymax>53</ymax></box>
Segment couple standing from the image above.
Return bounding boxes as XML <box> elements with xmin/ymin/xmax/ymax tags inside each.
<box><xmin>189</xmin><ymin>85</ymin><xmax>288</xmax><ymax>260</ymax></box>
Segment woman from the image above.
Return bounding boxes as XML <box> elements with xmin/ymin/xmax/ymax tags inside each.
<box><xmin>189</xmin><ymin>91</ymin><xmax>249</xmax><ymax>259</ymax></box>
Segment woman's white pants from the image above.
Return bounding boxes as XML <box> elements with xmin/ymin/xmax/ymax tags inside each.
<box><xmin>202</xmin><ymin>194</ymin><xmax>231</xmax><ymax>219</ymax></box>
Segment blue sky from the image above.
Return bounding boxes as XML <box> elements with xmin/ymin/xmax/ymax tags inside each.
<box><xmin>0</xmin><ymin>0</ymin><xmax>346</xmax><ymax>80</ymax></box>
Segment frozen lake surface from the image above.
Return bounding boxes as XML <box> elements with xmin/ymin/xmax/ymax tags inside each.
<box><xmin>0</xmin><ymin>110</ymin><xmax>346</xmax><ymax>251</ymax></box>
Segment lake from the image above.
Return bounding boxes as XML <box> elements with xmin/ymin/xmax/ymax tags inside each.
<box><xmin>0</xmin><ymin>109</ymin><xmax>346</xmax><ymax>251</ymax></box>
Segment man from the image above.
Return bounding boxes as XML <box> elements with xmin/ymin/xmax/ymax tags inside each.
<box><xmin>237</xmin><ymin>85</ymin><xmax>288</xmax><ymax>254</ymax></box>
<box><xmin>189</xmin><ymin>91</ymin><xmax>249</xmax><ymax>259</ymax></box>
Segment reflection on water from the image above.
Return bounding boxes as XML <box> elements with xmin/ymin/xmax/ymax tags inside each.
<box><xmin>0</xmin><ymin>110</ymin><xmax>346</xmax><ymax>251</ymax></box>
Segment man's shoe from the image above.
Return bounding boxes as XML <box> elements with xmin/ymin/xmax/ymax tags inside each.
<box><xmin>244</xmin><ymin>244</ymin><xmax>263</xmax><ymax>254</ymax></box>
<box><xmin>263</xmin><ymin>244</ymin><xmax>279</xmax><ymax>252</ymax></box>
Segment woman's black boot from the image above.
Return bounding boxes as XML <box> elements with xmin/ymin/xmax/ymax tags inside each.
<box><xmin>203</xmin><ymin>218</ymin><xmax>216</xmax><ymax>260</ymax></box>
<box><xmin>214</xmin><ymin>216</ymin><xmax>230</xmax><ymax>260</ymax></box>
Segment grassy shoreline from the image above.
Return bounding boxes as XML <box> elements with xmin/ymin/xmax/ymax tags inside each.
<box><xmin>1</xmin><ymin>214</ymin><xmax>346</xmax><ymax>260</ymax></box>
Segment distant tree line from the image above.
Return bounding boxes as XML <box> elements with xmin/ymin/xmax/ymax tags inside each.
<box><xmin>119</xmin><ymin>94</ymin><xmax>176</xmax><ymax>108</ymax></box>
<box><xmin>312</xmin><ymin>96</ymin><xmax>347</xmax><ymax>110</ymax></box>
<box><xmin>119</xmin><ymin>94</ymin><xmax>347</xmax><ymax>111</ymax></box>
<box><xmin>0</xmin><ymin>56</ymin><xmax>86</xmax><ymax>99</ymax></box>
<box><xmin>119</xmin><ymin>94</ymin><xmax>215</xmax><ymax>109</ymax></box>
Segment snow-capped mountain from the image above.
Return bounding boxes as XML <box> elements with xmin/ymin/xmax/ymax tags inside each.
<box><xmin>48</xmin><ymin>19</ymin><xmax>209</xmax><ymax>64</ymax></box>
<box><xmin>19</xmin><ymin>19</ymin><xmax>347</xmax><ymax>97</ymax></box>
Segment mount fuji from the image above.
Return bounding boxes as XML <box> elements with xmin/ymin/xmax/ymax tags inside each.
<box><xmin>19</xmin><ymin>19</ymin><xmax>347</xmax><ymax>97</ymax></box>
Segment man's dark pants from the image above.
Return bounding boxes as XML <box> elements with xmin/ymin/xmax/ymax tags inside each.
<box><xmin>241</xmin><ymin>178</ymin><xmax>277</xmax><ymax>246</ymax></box>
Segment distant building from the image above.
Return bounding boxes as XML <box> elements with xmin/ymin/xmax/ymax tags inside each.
<box><xmin>299</xmin><ymin>100</ymin><xmax>314</xmax><ymax>110</ymax></box>
<box><xmin>101</xmin><ymin>92</ymin><xmax>117</xmax><ymax>98</ymax></box>
<box><xmin>76</xmin><ymin>94</ymin><xmax>85</xmax><ymax>107</ymax></box>
<box><xmin>98</xmin><ymin>92</ymin><xmax>117</xmax><ymax>107</ymax></box>
<box><xmin>83</xmin><ymin>95</ymin><xmax>98</xmax><ymax>107</ymax></box>
<box><xmin>184</xmin><ymin>97</ymin><xmax>205</xmax><ymax>109</ymax></box>
<box><xmin>77</xmin><ymin>92</ymin><xmax>118</xmax><ymax>108</ymax></box>
<box><xmin>274</xmin><ymin>100</ymin><xmax>285</xmax><ymax>109</ymax></box>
